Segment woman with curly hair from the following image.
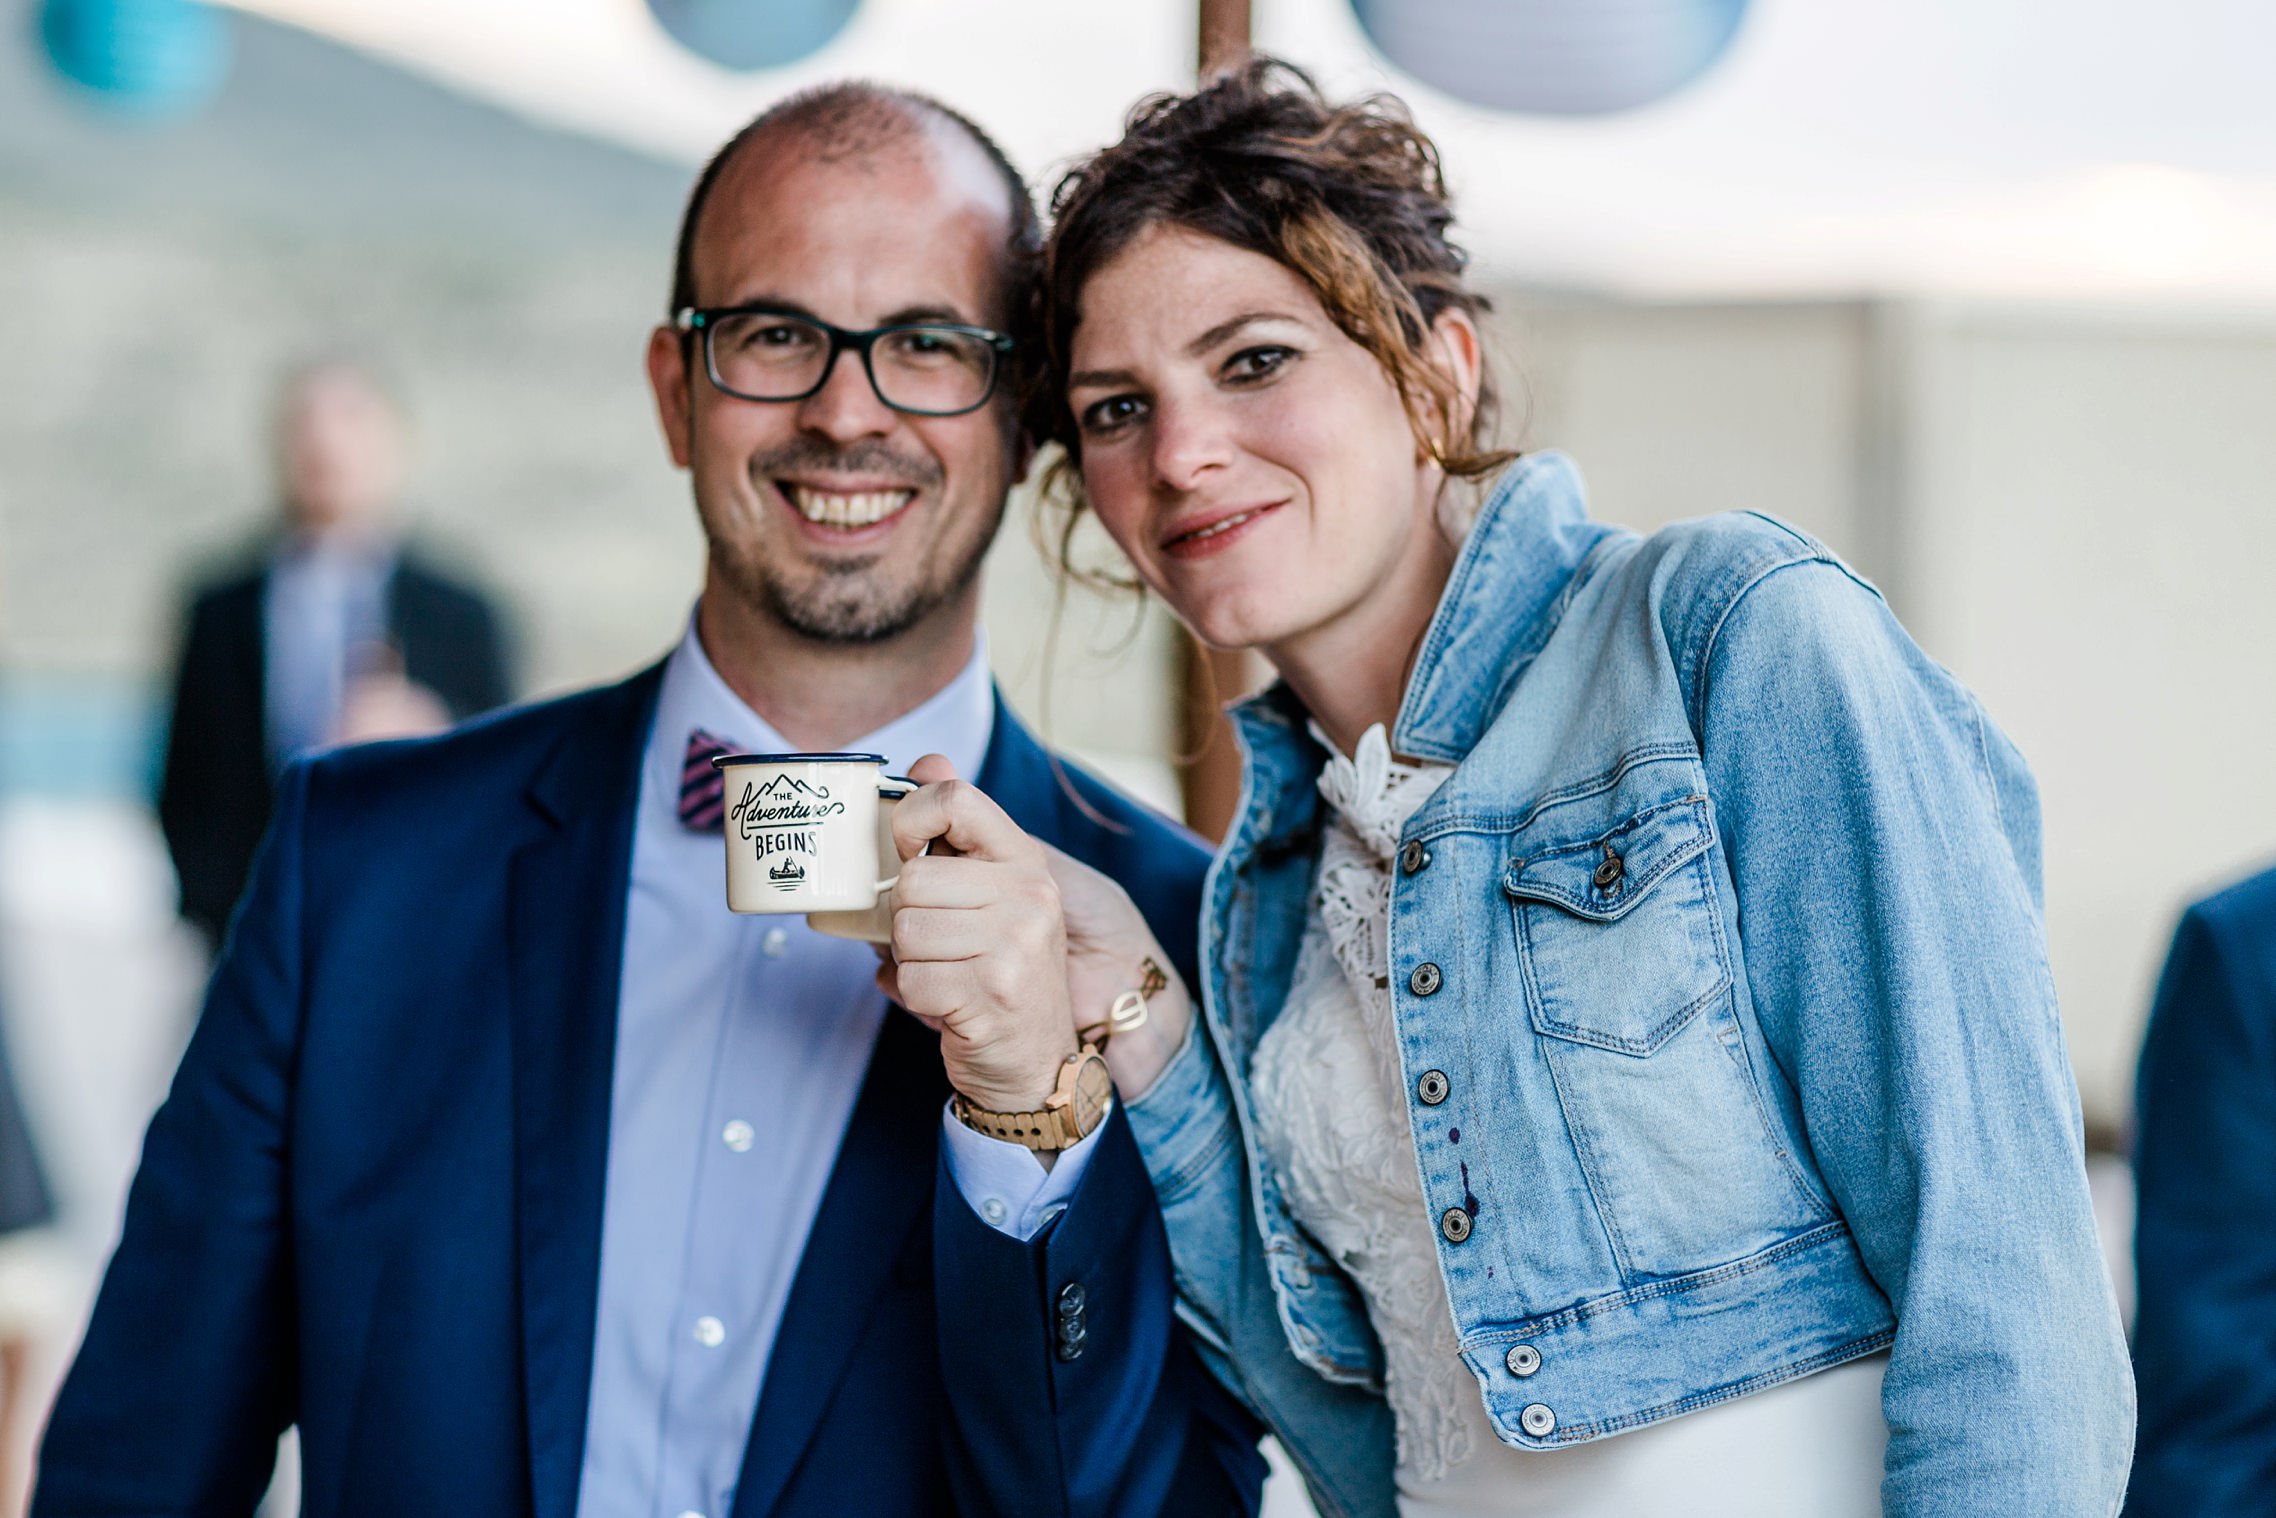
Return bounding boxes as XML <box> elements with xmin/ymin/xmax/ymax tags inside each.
<box><xmin>1021</xmin><ymin>58</ymin><xmax>2132</xmax><ymax>1518</ymax></box>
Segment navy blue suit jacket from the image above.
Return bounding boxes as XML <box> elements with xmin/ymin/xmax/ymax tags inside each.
<box><xmin>2129</xmin><ymin>865</ymin><xmax>2276</xmax><ymax>1515</ymax></box>
<box><xmin>37</xmin><ymin>664</ymin><xmax>1263</xmax><ymax>1518</ymax></box>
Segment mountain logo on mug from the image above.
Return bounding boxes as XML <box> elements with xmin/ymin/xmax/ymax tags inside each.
<box><xmin>732</xmin><ymin>777</ymin><xmax>848</xmax><ymax>834</ymax></box>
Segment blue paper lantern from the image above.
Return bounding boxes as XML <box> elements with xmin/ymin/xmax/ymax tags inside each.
<box><xmin>1350</xmin><ymin>0</ymin><xmax>1750</xmax><ymax>115</ymax></box>
<box><xmin>645</xmin><ymin>0</ymin><xmax>862</xmax><ymax>71</ymax></box>
<box><xmin>37</xmin><ymin>0</ymin><xmax>232</xmax><ymax>119</ymax></box>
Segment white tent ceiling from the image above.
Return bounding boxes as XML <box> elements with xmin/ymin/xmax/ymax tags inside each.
<box><xmin>220</xmin><ymin>0</ymin><xmax>2276</xmax><ymax>302</ymax></box>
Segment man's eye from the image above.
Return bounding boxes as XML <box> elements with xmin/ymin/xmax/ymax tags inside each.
<box><xmin>1225</xmin><ymin>345</ymin><xmax>1294</xmax><ymax>381</ymax></box>
<box><xmin>1078</xmin><ymin>395</ymin><xmax>1145</xmax><ymax>434</ymax></box>
<box><xmin>754</xmin><ymin>324</ymin><xmax>812</xmax><ymax>348</ymax></box>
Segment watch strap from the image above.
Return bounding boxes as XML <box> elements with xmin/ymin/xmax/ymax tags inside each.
<box><xmin>952</xmin><ymin>1046</ymin><xmax>1114</xmax><ymax>1152</ymax></box>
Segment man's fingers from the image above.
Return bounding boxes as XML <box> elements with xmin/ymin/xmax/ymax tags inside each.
<box><xmin>890</xmin><ymin>774</ymin><xmax>1035</xmax><ymax>864</ymax></box>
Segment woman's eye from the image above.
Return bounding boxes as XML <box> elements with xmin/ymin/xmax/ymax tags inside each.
<box><xmin>1224</xmin><ymin>345</ymin><xmax>1294</xmax><ymax>382</ymax></box>
<box><xmin>1078</xmin><ymin>395</ymin><xmax>1146</xmax><ymax>434</ymax></box>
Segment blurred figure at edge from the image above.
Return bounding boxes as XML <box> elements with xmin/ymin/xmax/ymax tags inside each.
<box><xmin>156</xmin><ymin>360</ymin><xmax>515</xmax><ymax>946</ymax></box>
<box><xmin>2129</xmin><ymin>867</ymin><xmax>2276</xmax><ymax>1514</ymax></box>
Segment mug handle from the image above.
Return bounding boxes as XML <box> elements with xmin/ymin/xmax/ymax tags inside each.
<box><xmin>874</xmin><ymin>777</ymin><xmax>924</xmax><ymax>894</ymax></box>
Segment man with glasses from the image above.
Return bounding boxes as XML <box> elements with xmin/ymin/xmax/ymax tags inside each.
<box><xmin>35</xmin><ymin>86</ymin><xmax>1269</xmax><ymax>1518</ymax></box>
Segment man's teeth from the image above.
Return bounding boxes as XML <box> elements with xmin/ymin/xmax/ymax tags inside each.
<box><xmin>789</xmin><ymin>486</ymin><xmax>911</xmax><ymax>528</ymax></box>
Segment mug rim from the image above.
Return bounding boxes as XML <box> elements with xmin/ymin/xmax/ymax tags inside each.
<box><xmin>711</xmin><ymin>751</ymin><xmax>888</xmax><ymax>769</ymax></box>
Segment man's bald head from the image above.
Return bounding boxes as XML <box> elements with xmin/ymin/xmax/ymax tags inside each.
<box><xmin>669</xmin><ymin>84</ymin><xmax>1039</xmax><ymax>326</ymax></box>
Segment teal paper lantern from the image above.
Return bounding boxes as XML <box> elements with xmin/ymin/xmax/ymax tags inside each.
<box><xmin>1351</xmin><ymin>0</ymin><xmax>1750</xmax><ymax>115</ymax></box>
<box><xmin>38</xmin><ymin>0</ymin><xmax>232</xmax><ymax>119</ymax></box>
<box><xmin>646</xmin><ymin>0</ymin><xmax>861</xmax><ymax>71</ymax></box>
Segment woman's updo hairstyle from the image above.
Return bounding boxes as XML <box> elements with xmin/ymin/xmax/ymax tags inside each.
<box><xmin>1037</xmin><ymin>57</ymin><xmax>1513</xmax><ymax>485</ymax></box>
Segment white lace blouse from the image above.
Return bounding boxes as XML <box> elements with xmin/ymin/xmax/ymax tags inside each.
<box><xmin>1248</xmin><ymin>724</ymin><xmax>1888</xmax><ymax>1518</ymax></box>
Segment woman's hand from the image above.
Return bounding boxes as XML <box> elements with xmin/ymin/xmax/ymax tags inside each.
<box><xmin>1040</xmin><ymin>841</ymin><xmax>1194</xmax><ymax>1101</ymax></box>
<box><xmin>879</xmin><ymin>756</ymin><xmax>1078</xmax><ymax>1115</ymax></box>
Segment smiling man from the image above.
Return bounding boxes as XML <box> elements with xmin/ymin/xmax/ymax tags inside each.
<box><xmin>34</xmin><ymin>87</ymin><xmax>1263</xmax><ymax>1518</ymax></box>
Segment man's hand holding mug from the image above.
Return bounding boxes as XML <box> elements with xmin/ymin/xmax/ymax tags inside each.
<box><xmin>882</xmin><ymin>756</ymin><xmax>1195</xmax><ymax>1141</ymax></box>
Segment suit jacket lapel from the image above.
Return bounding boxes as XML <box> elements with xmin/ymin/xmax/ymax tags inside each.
<box><xmin>509</xmin><ymin>664</ymin><xmax>661</xmax><ymax>1518</ymax></box>
<box><xmin>730</xmin><ymin>1009</ymin><xmax>947</xmax><ymax>1518</ymax></box>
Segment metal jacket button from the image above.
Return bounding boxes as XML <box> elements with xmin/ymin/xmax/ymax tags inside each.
<box><xmin>1401</xmin><ymin>839</ymin><xmax>1430</xmax><ymax>874</ymax></box>
<box><xmin>1593</xmin><ymin>850</ymin><xmax>1625</xmax><ymax>890</ymax></box>
<box><xmin>1505</xmin><ymin>1343</ymin><xmax>1541</xmax><ymax>1377</ymax></box>
<box><xmin>1409</xmin><ymin>962</ymin><xmax>1443</xmax><ymax>996</ymax></box>
<box><xmin>1520</xmin><ymin>1403</ymin><xmax>1556</xmax><ymax>1437</ymax></box>
<box><xmin>1417</xmin><ymin>1069</ymin><xmax>1449</xmax><ymax>1106</ymax></box>
<box><xmin>1440</xmin><ymin>1207</ymin><xmax>1473</xmax><ymax>1243</ymax></box>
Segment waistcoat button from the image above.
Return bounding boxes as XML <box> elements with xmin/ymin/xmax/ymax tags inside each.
<box><xmin>1409</xmin><ymin>962</ymin><xmax>1443</xmax><ymax>996</ymax></box>
<box><xmin>1520</xmin><ymin>1403</ymin><xmax>1556</xmax><ymax>1437</ymax></box>
<box><xmin>1417</xmin><ymin>1069</ymin><xmax>1449</xmax><ymax>1105</ymax></box>
<box><xmin>1593</xmin><ymin>851</ymin><xmax>1625</xmax><ymax>890</ymax></box>
<box><xmin>1505</xmin><ymin>1343</ymin><xmax>1541</xmax><ymax>1377</ymax></box>
<box><xmin>1439</xmin><ymin>1207</ymin><xmax>1472</xmax><ymax>1243</ymax></box>
<box><xmin>1400</xmin><ymin>839</ymin><xmax>1430</xmax><ymax>874</ymax></box>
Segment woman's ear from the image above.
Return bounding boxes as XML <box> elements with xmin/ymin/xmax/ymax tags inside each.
<box><xmin>1427</xmin><ymin>307</ymin><xmax>1485</xmax><ymax>430</ymax></box>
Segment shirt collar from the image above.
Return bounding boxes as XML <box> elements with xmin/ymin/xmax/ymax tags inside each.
<box><xmin>649</xmin><ymin>610</ymin><xmax>996</xmax><ymax>788</ymax></box>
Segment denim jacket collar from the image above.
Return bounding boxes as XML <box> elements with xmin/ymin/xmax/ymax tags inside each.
<box><xmin>1393</xmin><ymin>452</ymin><xmax>1615</xmax><ymax>764</ymax></box>
<box><xmin>1228</xmin><ymin>452</ymin><xmax>1614</xmax><ymax>860</ymax></box>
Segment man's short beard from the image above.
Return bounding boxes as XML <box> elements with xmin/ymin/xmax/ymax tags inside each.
<box><xmin>710</xmin><ymin>530</ymin><xmax>993</xmax><ymax>645</ymax></box>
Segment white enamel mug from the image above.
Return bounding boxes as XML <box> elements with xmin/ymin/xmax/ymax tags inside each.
<box><xmin>713</xmin><ymin>752</ymin><xmax>916</xmax><ymax>939</ymax></box>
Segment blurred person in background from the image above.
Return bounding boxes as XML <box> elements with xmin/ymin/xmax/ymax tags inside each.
<box><xmin>973</xmin><ymin>60</ymin><xmax>2129</xmax><ymax>1518</ymax></box>
<box><xmin>32</xmin><ymin>84</ymin><xmax>1261</xmax><ymax>1518</ymax></box>
<box><xmin>155</xmin><ymin>359</ymin><xmax>515</xmax><ymax>947</ymax></box>
<box><xmin>2127</xmin><ymin>868</ymin><xmax>2276</xmax><ymax>1515</ymax></box>
<box><xmin>0</xmin><ymin>1015</ymin><xmax>60</xmax><ymax>1515</ymax></box>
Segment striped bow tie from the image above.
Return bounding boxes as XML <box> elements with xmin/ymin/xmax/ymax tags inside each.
<box><xmin>679</xmin><ymin>728</ymin><xmax>736</xmax><ymax>832</ymax></box>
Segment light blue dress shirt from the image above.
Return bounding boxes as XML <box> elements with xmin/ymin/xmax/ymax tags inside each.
<box><xmin>575</xmin><ymin>617</ymin><xmax>1098</xmax><ymax>1518</ymax></box>
<box><xmin>263</xmin><ymin>535</ymin><xmax>393</xmax><ymax>768</ymax></box>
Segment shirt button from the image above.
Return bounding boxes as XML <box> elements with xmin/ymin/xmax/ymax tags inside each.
<box><xmin>980</xmin><ymin>1197</ymin><xmax>1008</xmax><ymax>1226</ymax></box>
<box><xmin>1440</xmin><ymin>1207</ymin><xmax>1473</xmax><ymax>1243</ymax></box>
<box><xmin>1520</xmin><ymin>1403</ymin><xmax>1556</xmax><ymax>1437</ymax></box>
<box><xmin>722</xmin><ymin>1119</ymin><xmax>755</xmax><ymax>1152</ymax></box>
<box><xmin>762</xmin><ymin>926</ymin><xmax>789</xmax><ymax>958</ymax></box>
<box><xmin>677</xmin><ymin>1511</ymin><xmax>707</xmax><ymax>1518</ymax></box>
<box><xmin>1505</xmin><ymin>1343</ymin><xmax>1542</xmax><ymax>1377</ymax></box>
<box><xmin>1417</xmin><ymin>1070</ymin><xmax>1449</xmax><ymax>1106</ymax></box>
<box><xmin>1400</xmin><ymin>839</ymin><xmax>1430</xmax><ymax>874</ymax></box>
<box><xmin>692</xmin><ymin>1315</ymin><xmax>725</xmax><ymax>1348</ymax></box>
<box><xmin>1409</xmin><ymin>962</ymin><xmax>1443</xmax><ymax>996</ymax></box>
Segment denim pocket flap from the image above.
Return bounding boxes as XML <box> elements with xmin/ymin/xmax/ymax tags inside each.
<box><xmin>1501</xmin><ymin>795</ymin><xmax>1713</xmax><ymax>921</ymax></box>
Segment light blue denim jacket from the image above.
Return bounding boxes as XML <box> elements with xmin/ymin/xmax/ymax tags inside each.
<box><xmin>1127</xmin><ymin>454</ymin><xmax>2133</xmax><ymax>1518</ymax></box>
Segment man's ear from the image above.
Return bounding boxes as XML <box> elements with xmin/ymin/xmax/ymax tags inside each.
<box><xmin>646</xmin><ymin>326</ymin><xmax>694</xmax><ymax>470</ymax></box>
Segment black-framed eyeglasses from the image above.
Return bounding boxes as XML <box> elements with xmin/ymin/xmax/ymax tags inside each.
<box><xmin>674</xmin><ymin>304</ymin><xmax>1016</xmax><ymax>418</ymax></box>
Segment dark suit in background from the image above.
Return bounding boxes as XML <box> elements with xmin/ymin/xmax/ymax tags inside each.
<box><xmin>156</xmin><ymin>545</ymin><xmax>513</xmax><ymax>944</ymax></box>
<box><xmin>2128</xmin><ymin>864</ymin><xmax>2276</xmax><ymax>1515</ymax></box>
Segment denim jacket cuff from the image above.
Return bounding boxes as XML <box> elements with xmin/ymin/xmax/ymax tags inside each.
<box><xmin>1124</xmin><ymin>1013</ymin><xmax>1243</xmax><ymax>1206</ymax></box>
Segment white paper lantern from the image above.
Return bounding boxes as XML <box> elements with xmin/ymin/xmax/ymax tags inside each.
<box><xmin>1351</xmin><ymin>0</ymin><xmax>1750</xmax><ymax>115</ymax></box>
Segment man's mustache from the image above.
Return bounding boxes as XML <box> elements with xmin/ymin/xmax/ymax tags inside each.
<box><xmin>749</xmin><ymin>438</ymin><xmax>943</xmax><ymax>490</ymax></box>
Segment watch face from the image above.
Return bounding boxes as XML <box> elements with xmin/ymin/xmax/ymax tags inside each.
<box><xmin>1068</xmin><ymin>1052</ymin><xmax>1113</xmax><ymax>1135</ymax></box>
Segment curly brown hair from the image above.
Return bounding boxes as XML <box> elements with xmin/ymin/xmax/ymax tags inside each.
<box><xmin>1034</xmin><ymin>57</ymin><xmax>1513</xmax><ymax>573</ymax></box>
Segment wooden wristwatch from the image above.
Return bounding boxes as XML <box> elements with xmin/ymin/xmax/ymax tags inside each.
<box><xmin>951</xmin><ymin>1042</ymin><xmax>1114</xmax><ymax>1152</ymax></box>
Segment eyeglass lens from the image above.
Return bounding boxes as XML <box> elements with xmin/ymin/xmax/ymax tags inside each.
<box><xmin>706</xmin><ymin>312</ymin><xmax>997</xmax><ymax>414</ymax></box>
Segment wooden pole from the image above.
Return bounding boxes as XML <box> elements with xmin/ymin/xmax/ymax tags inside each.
<box><xmin>1174</xmin><ymin>0</ymin><xmax>1263</xmax><ymax>843</ymax></box>
<box><xmin>1197</xmin><ymin>0</ymin><xmax>1252</xmax><ymax>77</ymax></box>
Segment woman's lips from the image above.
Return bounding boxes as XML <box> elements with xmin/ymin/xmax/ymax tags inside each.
<box><xmin>1160</xmin><ymin>501</ymin><xmax>1284</xmax><ymax>560</ymax></box>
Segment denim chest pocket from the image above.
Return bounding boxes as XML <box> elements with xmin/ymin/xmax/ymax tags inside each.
<box><xmin>1502</xmin><ymin>795</ymin><xmax>1730</xmax><ymax>1054</ymax></box>
<box><xmin>1500</xmin><ymin>788</ymin><xmax>1830</xmax><ymax>1279</ymax></box>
